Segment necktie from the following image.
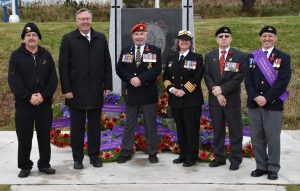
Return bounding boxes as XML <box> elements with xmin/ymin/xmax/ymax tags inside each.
<box><xmin>85</xmin><ymin>35</ymin><xmax>90</xmax><ymax>42</ymax></box>
<box><xmin>136</xmin><ymin>46</ymin><xmax>141</xmax><ymax>67</ymax></box>
<box><xmin>179</xmin><ymin>55</ymin><xmax>184</xmax><ymax>61</ymax></box>
<box><xmin>264</xmin><ymin>50</ymin><xmax>268</xmax><ymax>57</ymax></box>
<box><xmin>219</xmin><ymin>50</ymin><xmax>226</xmax><ymax>76</ymax></box>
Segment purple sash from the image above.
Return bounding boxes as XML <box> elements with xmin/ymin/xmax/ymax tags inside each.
<box><xmin>252</xmin><ymin>49</ymin><xmax>289</xmax><ymax>101</ymax></box>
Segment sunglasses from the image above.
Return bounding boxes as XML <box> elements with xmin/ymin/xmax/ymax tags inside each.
<box><xmin>218</xmin><ymin>35</ymin><xmax>230</xmax><ymax>39</ymax></box>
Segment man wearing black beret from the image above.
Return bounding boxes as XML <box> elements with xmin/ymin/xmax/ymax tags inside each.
<box><xmin>8</xmin><ymin>23</ymin><xmax>58</xmax><ymax>178</ymax></box>
<box><xmin>244</xmin><ymin>26</ymin><xmax>291</xmax><ymax>180</ymax></box>
<box><xmin>204</xmin><ymin>26</ymin><xmax>246</xmax><ymax>171</ymax></box>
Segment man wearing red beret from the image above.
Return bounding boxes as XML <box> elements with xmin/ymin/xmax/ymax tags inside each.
<box><xmin>116</xmin><ymin>23</ymin><xmax>162</xmax><ymax>164</ymax></box>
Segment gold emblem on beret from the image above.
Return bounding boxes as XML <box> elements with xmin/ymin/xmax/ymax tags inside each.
<box><xmin>140</xmin><ymin>26</ymin><xmax>143</xmax><ymax>30</ymax></box>
<box><xmin>26</xmin><ymin>27</ymin><xmax>31</xmax><ymax>32</ymax></box>
<box><xmin>268</xmin><ymin>27</ymin><xmax>273</xmax><ymax>31</ymax></box>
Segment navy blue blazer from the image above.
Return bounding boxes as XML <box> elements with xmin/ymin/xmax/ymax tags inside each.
<box><xmin>116</xmin><ymin>43</ymin><xmax>162</xmax><ymax>105</ymax></box>
<box><xmin>244</xmin><ymin>47</ymin><xmax>291</xmax><ymax>111</ymax></box>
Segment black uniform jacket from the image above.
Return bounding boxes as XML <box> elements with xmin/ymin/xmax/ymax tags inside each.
<box><xmin>116</xmin><ymin>43</ymin><xmax>162</xmax><ymax>105</ymax></box>
<box><xmin>59</xmin><ymin>28</ymin><xmax>112</xmax><ymax>109</ymax></box>
<box><xmin>204</xmin><ymin>48</ymin><xmax>246</xmax><ymax>107</ymax></box>
<box><xmin>244</xmin><ymin>47</ymin><xmax>291</xmax><ymax>111</ymax></box>
<box><xmin>163</xmin><ymin>50</ymin><xmax>204</xmax><ymax>108</ymax></box>
<box><xmin>8</xmin><ymin>44</ymin><xmax>58</xmax><ymax>107</ymax></box>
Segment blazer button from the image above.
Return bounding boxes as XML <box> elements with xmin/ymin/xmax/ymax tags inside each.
<box><xmin>181</xmin><ymin>84</ymin><xmax>183</xmax><ymax>86</ymax></box>
<box><xmin>260</xmin><ymin>92</ymin><xmax>263</xmax><ymax>95</ymax></box>
<box><xmin>172</xmin><ymin>76</ymin><xmax>174</xmax><ymax>79</ymax></box>
<box><xmin>134</xmin><ymin>73</ymin><xmax>137</xmax><ymax>76</ymax></box>
<box><xmin>261</xmin><ymin>81</ymin><xmax>264</xmax><ymax>84</ymax></box>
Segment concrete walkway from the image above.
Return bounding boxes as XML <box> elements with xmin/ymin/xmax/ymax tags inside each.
<box><xmin>0</xmin><ymin>131</ymin><xmax>299</xmax><ymax>191</ymax></box>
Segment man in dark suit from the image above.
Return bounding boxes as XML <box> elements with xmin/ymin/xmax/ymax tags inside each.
<box><xmin>244</xmin><ymin>26</ymin><xmax>291</xmax><ymax>180</ymax></box>
<box><xmin>59</xmin><ymin>8</ymin><xmax>112</xmax><ymax>169</ymax></box>
<box><xmin>204</xmin><ymin>26</ymin><xmax>246</xmax><ymax>171</ymax></box>
<box><xmin>116</xmin><ymin>23</ymin><xmax>162</xmax><ymax>164</ymax></box>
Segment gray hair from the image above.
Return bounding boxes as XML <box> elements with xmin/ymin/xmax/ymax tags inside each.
<box><xmin>76</xmin><ymin>8</ymin><xmax>92</xmax><ymax>17</ymax></box>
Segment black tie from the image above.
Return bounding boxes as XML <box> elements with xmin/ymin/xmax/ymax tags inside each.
<box><xmin>85</xmin><ymin>35</ymin><xmax>90</xmax><ymax>42</ymax></box>
<box><xmin>179</xmin><ymin>55</ymin><xmax>184</xmax><ymax>61</ymax></box>
<box><xmin>264</xmin><ymin>50</ymin><xmax>268</xmax><ymax>56</ymax></box>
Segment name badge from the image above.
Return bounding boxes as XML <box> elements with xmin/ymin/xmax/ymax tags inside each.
<box><xmin>184</xmin><ymin>60</ymin><xmax>197</xmax><ymax>70</ymax></box>
<box><xmin>122</xmin><ymin>54</ymin><xmax>133</xmax><ymax>63</ymax></box>
<box><xmin>143</xmin><ymin>53</ymin><xmax>157</xmax><ymax>62</ymax></box>
<box><xmin>224</xmin><ymin>61</ymin><xmax>240</xmax><ymax>72</ymax></box>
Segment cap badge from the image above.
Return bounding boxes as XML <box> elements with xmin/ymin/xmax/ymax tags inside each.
<box><xmin>26</xmin><ymin>27</ymin><xmax>31</xmax><ymax>32</ymax></box>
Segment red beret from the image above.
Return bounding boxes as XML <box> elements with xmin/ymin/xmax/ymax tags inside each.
<box><xmin>131</xmin><ymin>24</ymin><xmax>147</xmax><ymax>33</ymax></box>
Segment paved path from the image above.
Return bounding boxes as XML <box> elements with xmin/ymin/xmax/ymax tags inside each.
<box><xmin>0</xmin><ymin>131</ymin><xmax>299</xmax><ymax>191</ymax></box>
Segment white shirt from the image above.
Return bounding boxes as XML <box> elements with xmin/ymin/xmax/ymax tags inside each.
<box><xmin>179</xmin><ymin>49</ymin><xmax>190</xmax><ymax>60</ymax></box>
<box><xmin>219</xmin><ymin>47</ymin><xmax>230</xmax><ymax>60</ymax></box>
<box><xmin>80</xmin><ymin>31</ymin><xmax>91</xmax><ymax>42</ymax></box>
<box><xmin>262</xmin><ymin>46</ymin><xmax>274</xmax><ymax>58</ymax></box>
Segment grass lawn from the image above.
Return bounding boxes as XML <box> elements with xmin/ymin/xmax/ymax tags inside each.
<box><xmin>0</xmin><ymin>16</ymin><xmax>299</xmax><ymax>129</ymax></box>
<box><xmin>0</xmin><ymin>185</ymin><xmax>10</xmax><ymax>191</ymax></box>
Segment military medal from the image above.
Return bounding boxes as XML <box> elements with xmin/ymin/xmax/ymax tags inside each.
<box><xmin>147</xmin><ymin>63</ymin><xmax>152</xmax><ymax>69</ymax></box>
<box><xmin>184</xmin><ymin>60</ymin><xmax>197</xmax><ymax>69</ymax></box>
<box><xmin>143</xmin><ymin>53</ymin><xmax>157</xmax><ymax>62</ymax></box>
<box><xmin>122</xmin><ymin>54</ymin><xmax>133</xmax><ymax>63</ymax></box>
<box><xmin>224</xmin><ymin>61</ymin><xmax>240</xmax><ymax>72</ymax></box>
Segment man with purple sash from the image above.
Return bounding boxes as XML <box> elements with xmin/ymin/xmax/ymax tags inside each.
<box><xmin>244</xmin><ymin>26</ymin><xmax>291</xmax><ymax>180</ymax></box>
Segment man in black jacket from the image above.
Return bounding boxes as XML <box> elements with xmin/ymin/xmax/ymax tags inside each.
<box><xmin>204</xmin><ymin>26</ymin><xmax>246</xmax><ymax>171</ymax></box>
<box><xmin>245</xmin><ymin>26</ymin><xmax>291</xmax><ymax>180</ymax></box>
<box><xmin>8</xmin><ymin>23</ymin><xmax>58</xmax><ymax>178</ymax></box>
<box><xmin>116</xmin><ymin>23</ymin><xmax>162</xmax><ymax>164</ymax></box>
<box><xmin>59</xmin><ymin>8</ymin><xmax>112</xmax><ymax>169</ymax></box>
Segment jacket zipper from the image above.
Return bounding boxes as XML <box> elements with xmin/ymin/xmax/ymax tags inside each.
<box><xmin>33</xmin><ymin>55</ymin><xmax>39</xmax><ymax>93</ymax></box>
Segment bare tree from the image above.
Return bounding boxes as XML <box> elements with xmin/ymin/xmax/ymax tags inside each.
<box><xmin>241</xmin><ymin>0</ymin><xmax>256</xmax><ymax>12</ymax></box>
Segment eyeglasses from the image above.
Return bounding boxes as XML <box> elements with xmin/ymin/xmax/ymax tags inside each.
<box><xmin>218</xmin><ymin>35</ymin><xmax>230</xmax><ymax>39</ymax></box>
<box><xmin>77</xmin><ymin>17</ymin><xmax>92</xmax><ymax>21</ymax></box>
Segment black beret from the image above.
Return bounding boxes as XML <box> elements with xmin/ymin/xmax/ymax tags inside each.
<box><xmin>21</xmin><ymin>23</ymin><xmax>42</xmax><ymax>40</ymax></box>
<box><xmin>259</xmin><ymin>25</ymin><xmax>277</xmax><ymax>36</ymax></box>
<box><xmin>215</xmin><ymin>26</ymin><xmax>232</xmax><ymax>36</ymax></box>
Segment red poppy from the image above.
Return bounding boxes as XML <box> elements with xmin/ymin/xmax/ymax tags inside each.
<box><xmin>158</xmin><ymin>143</ymin><xmax>165</xmax><ymax>150</ymax></box>
<box><xmin>114</xmin><ymin>147</ymin><xmax>121</xmax><ymax>153</ymax></box>
<box><xmin>145</xmin><ymin>47</ymin><xmax>151</xmax><ymax>52</ymax></box>
<box><xmin>104</xmin><ymin>152</ymin><xmax>112</xmax><ymax>159</ymax></box>
<box><xmin>246</xmin><ymin>144</ymin><xmax>252</xmax><ymax>151</ymax></box>
<box><xmin>171</xmin><ymin>145</ymin><xmax>180</xmax><ymax>153</ymax></box>
<box><xmin>63</xmin><ymin>133</ymin><xmax>70</xmax><ymax>139</ymax></box>
<box><xmin>160</xmin><ymin>100</ymin><xmax>167</xmax><ymax>107</ymax></box>
<box><xmin>50</xmin><ymin>132</ymin><xmax>55</xmax><ymax>139</ymax></box>
<box><xmin>112</xmin><ymin>118</ymin><xmax>118</xmax><ymax>123</ymax></box>
<box><xmin>59</xmin><ymin>142</ymin><xmax>65</xmax><ymax>147</ymax></box>
<box><xmin>199</xmin><ymin>151</ymin><xmax>208</xmax><ymax>160</ymax></box>
<box><xmin>161</xmin><ymin>87</ymin><xmax>166</xmax><ymax>92</ymax></box>
<box><xmin>169</xmin><ymin>141</ymin><xmax>175</xmax><ymax>147</ymax></box>
<box><xmin>119</xmin><ymin>113</ymin><xmax>126</xmax><ymax>118</ymax></box>
<box><xmin>135</xmin><ymin>133</ymin><xmax>142</xmax><ymax>140</ymax></box>
<box><xmin>106</xmin><ymin>121</ymin><xmax>114</xmax><ymax>130</ymax></box>
<box><xmin>55</xmin><ymin>129</ymin><xmax>61</xmax><ymax>135</ymax></box>
<box><xmin>226</xmin><ymin>145</ymin><xmax>231</xmax><ymax>152</ymax></box>
<box><xmin>228</xmin><ymin>50</ymin><xmax>234</xmax><ymax>55</ymax></box>
<box><xmin>163</xmin><ymin>134</ymin><xmax>171</xmax><ymax>142</ymax></box>
<box><xmin>160</xmin><ymin>94</ymin><xmax>168</xmax><ymax>99</ymax></box>
<box><xmin>207</xmin><ymin>125</ymin><xmax>213</xmax><ymax>130</ymax></box>
<box><xmin>251</xmin><ymin>150</ymin><xmax>255</xmax><ymax>158</ymax></box>
<box><xmin>84</xmin><ymin>143</ymin><xmax>88</xmax><ymax>150</ymax></box>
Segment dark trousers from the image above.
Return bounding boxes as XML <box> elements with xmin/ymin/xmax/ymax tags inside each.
<box><xmin>210</xmin><ymin>105</ymin><xmax>243</xmax><ymax>165</ymax></box>
<box><xmin>15</xmin><ymin>104</ymin><xmax>52</xmax><ymax>170</ymax></box>
<box><xmin>121</xmin><ymin>103</ymin><xmax>158</xmax><ymax>155</ymax></box>
<box><xmin>69</xmin><ymin>108</ymin><xmax>102</xmax><ymax>162</ymax></box>
<box><xmin>171</xmin><ymin>106</ymin><xmax>202</xmax><ymax>161</ymax></box>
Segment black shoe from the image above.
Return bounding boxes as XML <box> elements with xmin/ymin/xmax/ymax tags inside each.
<box><xmin>183</xmin><ymin>160</ymin><xmax>196</xmax><ymax>167</ymax></box>
<box><xmin>39</xmin><ymin>167</ymin><xmax>56</xmax><ymax>174</ymax></box>
<box><xmin>90</xmin><ymin>159</ymin><xmax>102</xmax><ymax>168</ymax></box>
<box><xmin>250</xmin><ymin>169</ymin><xmax>268</xmax><ymax>177</ymax></box>
<box><xmin>229</xmin><ymin>164</ymin><xmax>239</xmax><ymax>171</ymax></box>
<box><xmin>268</xmin><ymin>171</ymin><xmax>278</xmax><ymax>180</ymax></box>
<box><xmin>73</xmin><ymin>161</ymin><xmax>84</xmax><ymax>170</ymax></box>
<box><xmin>18</xmin><ymin>169</ymin><xmax>31</xmax><ymax>178</ymax></box>
<box><xmin>209</xmin><ymin>159</ymin><xmax>226</xmax><ymax>167</ymax></box>
<box><xmin>173</xmin><ymin>157</ymin><xmax>185</xmax><ymax>164</ymax></box>
<box><xmin>148</xmin><ymin>154</ymin><xmax>159</xmax><ymax>163</ymax></box>
<box><xmin>116</xmin><ymin>155</ymin><xmax>132</xmax><ymax>164</ymax></box>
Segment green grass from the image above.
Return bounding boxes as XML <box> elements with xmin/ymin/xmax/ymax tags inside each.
<box><xmin>0</xmin><ymin>16</ymin><xmax>300</xmax><ymax>130</ymax></box>
<box><xmin>0</xmin><ymin>185</ymin><xmax>10</xmax><ymax>191</ymax></box>
<box><xmin>287</xmin><ymin>184</ymin><xmax>300</xmax><ymax>191</ymax></box>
